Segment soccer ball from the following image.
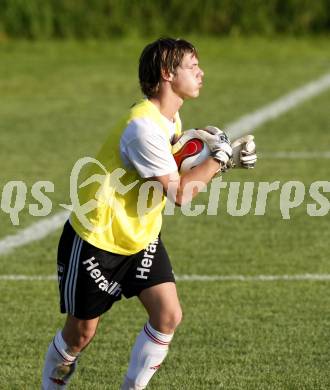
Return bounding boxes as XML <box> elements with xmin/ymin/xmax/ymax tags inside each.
<box><xmin>172</xmin><ymin>130</ymin><xmax>211</xmax><ymax>173</ymax></box>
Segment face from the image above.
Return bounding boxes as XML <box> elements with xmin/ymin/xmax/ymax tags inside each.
<box><xmin>170</xmin><ymin>53</ymin><xmax>204</xmax><ymax>99</ymax></box>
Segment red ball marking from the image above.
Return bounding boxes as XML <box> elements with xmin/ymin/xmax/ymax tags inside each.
<box><xmin>173</xmin><ymin>139</ymin><xmax>204</xmax><ymax>170</ymax></box>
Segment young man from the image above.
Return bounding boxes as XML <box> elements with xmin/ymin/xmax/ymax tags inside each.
<box><xmin>42</xmin><ymin>37</ymin><xmax>255</xmax><ymax>389</ymax></box>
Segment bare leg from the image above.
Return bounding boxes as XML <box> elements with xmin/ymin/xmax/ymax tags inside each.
<box><xmin>139</xmin><ymin>282</ymin><xmax>182</xmax><ymax>333</ymax></box>
<box><xmin>62</xmin><ymin>314</ymin><xmax>100</xmax><ymax>352</ymax></box>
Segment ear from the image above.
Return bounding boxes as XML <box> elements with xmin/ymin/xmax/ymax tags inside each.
<box><xmin>161</xmin><ymin>68</ymin><xmax>174</xmax><ymax>82</ymax></box>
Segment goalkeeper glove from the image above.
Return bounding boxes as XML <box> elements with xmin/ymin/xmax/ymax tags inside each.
<box><xmin>195</xmin><ymin>127</ymin><xmax>233</xmax><ymax>171</ymax></box>
<box><xmin>231</xmin><ymin>134</ymin><xmax>257</xmax><ymax>168</ymax></box>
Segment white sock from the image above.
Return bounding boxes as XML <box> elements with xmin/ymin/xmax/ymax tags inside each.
<box><xmin>121</xmin><ymin>322</ymin><xmax>174</xmax><ymax>390</ymax></box>
<box><xmin>42</xmin><ymin>330</ymin><xmax>79</xmax><ymax>389</ymax></box>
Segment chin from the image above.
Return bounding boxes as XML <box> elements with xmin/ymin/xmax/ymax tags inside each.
<box><xmin>181</xmin><ymin>89</ymin><xmax>200</xmax><ymax>100</ymax></box>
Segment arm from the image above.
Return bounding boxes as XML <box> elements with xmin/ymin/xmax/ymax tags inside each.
<box><xmin>153</xmin><ymin>157</ymin><xmax>222</xmax><ymax>206</ymax></box>
<box><xmin>121</xmin><ymin>120</ymin><xmax>231</xmax><ymax>205</ymax></box>
<box><xmin>153</xmin><ymin>127</ymin><xmax>234</xmax><ymax>205</ymax></box>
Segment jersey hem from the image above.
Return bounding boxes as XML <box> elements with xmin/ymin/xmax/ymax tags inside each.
<box><xmin>69</xmin><ymin>218</ymin><xmax>160</xmax><ymax>256</ymax></box>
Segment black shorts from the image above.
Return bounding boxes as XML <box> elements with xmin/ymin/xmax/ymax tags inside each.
<box><xmin>57</xmin><ymin>221</ymin><xmax>175</xmax><ymax>319</ymax></box>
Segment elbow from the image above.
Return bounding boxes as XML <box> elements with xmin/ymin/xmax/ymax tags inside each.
<box><xmin>166</xmin><ymin>180</ymin><xmax>195</xmax><ymax>207</ymax></box>
<box><xmin>174</xmin><ymin>199</ymin><xmax>183</xmax><ymax>207</ymax></box>
<box><xmin>174</xmin><ymin>192</ymin><xmax>192</xmax><ymax>207</ymax></box>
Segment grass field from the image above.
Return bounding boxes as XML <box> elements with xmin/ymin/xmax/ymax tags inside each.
<box><xmin>0</xmin><ymin>36</ymin><xmax>330</xmax><ymax>389</ymax></box>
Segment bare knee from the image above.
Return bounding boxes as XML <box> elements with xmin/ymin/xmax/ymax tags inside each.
<box><xmin>171</xmin><ymin>307</ymin><xmax>183</xmax><ymax>329</ymax></box>
<box><xmin>151</xmin><ymin>307</ymin><xmax>183</xmax><ymax>334</ymax></box>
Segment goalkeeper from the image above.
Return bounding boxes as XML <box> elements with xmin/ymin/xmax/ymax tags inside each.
<box><xmin>42</xmin><ymin>37</ymin><xmax>256</xmax><ymax>389</ymax></box>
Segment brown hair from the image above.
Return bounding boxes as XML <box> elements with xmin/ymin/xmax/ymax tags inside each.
<box><xmin>139</xmin><ymin>37</ymin><xmax>198</xmax><ymax>98</ymax></box>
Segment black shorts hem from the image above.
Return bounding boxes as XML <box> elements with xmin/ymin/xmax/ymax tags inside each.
<box><xmin>124</xmin><ymin>277</ymin><xmax>176</xmax><ymax>299</ymax></box>
<box><xmin>59</xmin><ymin>304</ymin><xmax>116</xmax><ymax>320</ymax></box>
<box><xmin>60</xmin><ymin>312</ymin><xmax>102</xmax><ymax>320</ymax></box>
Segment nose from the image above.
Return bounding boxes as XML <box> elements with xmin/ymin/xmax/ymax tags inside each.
<box><xmin>198</xmin><ymin>67</ymin><xmax>204</xmax><ymax>78</ymax></box>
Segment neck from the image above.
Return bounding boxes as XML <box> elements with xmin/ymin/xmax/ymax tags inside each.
<box><xmin>149</xmin><ymin>93</ymin><xmax>183</xmax><ymax>121</ymax></box>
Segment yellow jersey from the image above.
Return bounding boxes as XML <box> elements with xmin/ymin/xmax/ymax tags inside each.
<box><xmin>70</xmin><ymin>99</ymin><xmax>181</xmax><ymax>255</ymax></box>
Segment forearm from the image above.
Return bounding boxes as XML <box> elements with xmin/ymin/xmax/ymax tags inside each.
<box><xmin>175</xmin><ymin>157</ymin><xmax>221</xmax><ymax>205</ymax></box>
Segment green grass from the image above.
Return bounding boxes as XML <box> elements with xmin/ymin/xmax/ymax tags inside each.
<box><xmin>0</xmin><ymin>36</ymin><xmax>330</xmax><ymax>389</ymax></box>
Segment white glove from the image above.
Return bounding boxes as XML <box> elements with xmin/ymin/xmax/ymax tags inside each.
<box><xmin>204</xmin><ymin>125</ymin><xmax>223</xmax><ymax>135</ymax></box>
<box><xmin>195</xmin><ymin>128</ymin><xmax>233</xmax><ymax>170</ymax></box>
<box><xmin>231</xmin><ymin>134</ymin><xmax>257</xmax><ymax>168</ymax></box>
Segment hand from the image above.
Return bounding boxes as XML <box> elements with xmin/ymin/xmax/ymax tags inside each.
<box><xmin>204</xmin><ymin>125</ymin><xmax>223</xmax><ymax>135</ymax></box>
<box><xmin>194</xmin><ymin>128</ymin><xmax>233</xmax><ymax>171</ymax></box>
<box><xmin>231</xmin><ymin>134</ymin><xmax>257</xmax><ymax>168</ymax></box>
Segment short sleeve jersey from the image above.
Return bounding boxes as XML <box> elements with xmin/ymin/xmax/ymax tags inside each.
<box><xmin>120</xmin><ymin>114</ymin><xmax>179</xmax><ymax>178</ymax></box>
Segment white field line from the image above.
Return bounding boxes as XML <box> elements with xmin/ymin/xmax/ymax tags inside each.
<box><xmin>226</xmin><ymin>72</ymin><xmax>330</xmax><ymax>139</ymax></box>
<box><xmin>1</xmin><ymin>273</ymin><xmax>330</xmax><ymax>282</ymax></box>
<box><xmin>0</xmin><ymin>210</ymin><xmax>69</xmax><ymax>255</ymax></box>
<box><xmin>1</xmin><ymin>72</ymin><xmax>330</xmax><ymax>256</ymax></box>
<box><xmin>177</xmin><ymin>274</ymin><xmax>330</xmax><ymax>282</ymax></box>
<box><xmin>262</xmin><ymin>151</ymin><xmax>330</xmax><ymax>159</ymax></box>
<box><xmin>0</xmin><ymin>275</ymin><xmax>58</xmax><ymax>281</ymax></box>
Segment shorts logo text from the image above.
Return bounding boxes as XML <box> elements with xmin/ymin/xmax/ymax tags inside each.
<box><xmin>83</xmin><ymin>257</ymin><xmax>122</xmax><ymax>296</ymax></box>
<box><xmin>136</xmin><ymin>237</ymin><xmax>159</xmax><ymax>280</ymax></box>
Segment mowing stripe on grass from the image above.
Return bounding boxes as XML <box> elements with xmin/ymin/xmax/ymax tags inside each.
<box><xmin>1</xmin><ymin>274</ymin><xmax>330</xmax><ymax>282</ymax></box>
<box><xmin>1</xmin><ymin>72</ymin><xmax>330</xmax><ymax>257</ymax></box>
